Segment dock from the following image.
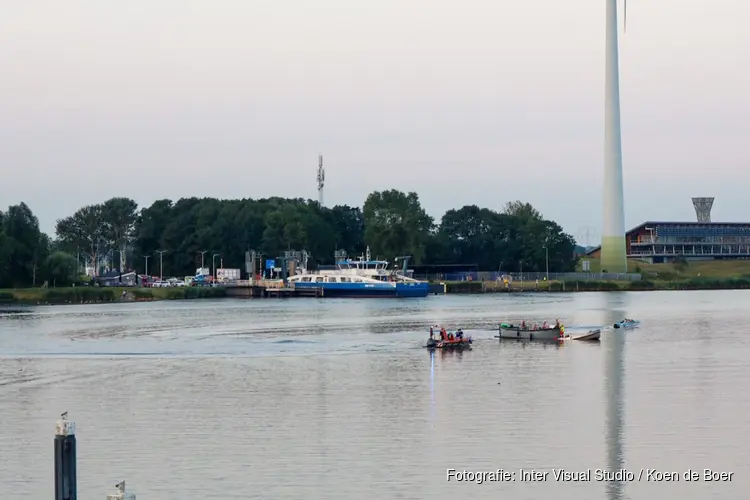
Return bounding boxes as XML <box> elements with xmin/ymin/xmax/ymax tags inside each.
<box><xmin>222</xmin><ymin>280</ymin><xmax>323</xmax><ymax>298</ymax></box>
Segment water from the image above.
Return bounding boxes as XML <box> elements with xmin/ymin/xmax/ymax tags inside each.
<box><xmin>0</xmin><ymin>291</ymin><xmax>747</xmax><ymax>499</ymax></box>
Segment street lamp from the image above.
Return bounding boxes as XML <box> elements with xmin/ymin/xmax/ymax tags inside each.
<box><xmin>144</xmin><ymin>255</ymin><xmax>150</xmax><ymax>276</ymax></box>
<box><xmin>213</xmin><ymin>253</ymin><xmax>220</xmax><ymax>279</ymax></box>
<box><xmin>156</xmin><ymin>250</ymin><xmax>167</xmax><ymax>280</ymax></box>
<box><xmin>544</xmin><ymin>244</ymin><xmax>550</xmax><ymax>289</ymax></box>
<box><xmin>199</xmin><ymin>250</ymin><xmax>208</xmax><ymax>269</ymax></box>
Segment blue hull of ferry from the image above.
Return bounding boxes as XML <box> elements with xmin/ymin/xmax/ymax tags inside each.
<box><xmin>294</xmin><ymin>281</ymin><xmax>429</xmax><ymax>298</ymax></box>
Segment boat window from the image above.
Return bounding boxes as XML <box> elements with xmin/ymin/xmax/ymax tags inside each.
<box><xmin>302</xmin><ymin>277</ymin><xmax>312</xmax><ymax>282</ymax></box>
<box><xmin>353</xmin><ymin>278</ymin><xmax>362</xmax><ymax>282</ymax></box>
<box><xmin>339</xmin><ymin>277</ymin><xmax>350</xmax><ymax>282</ymax></box>
<box><xmin>327</xmin><ymin>277</ymin><xmax>337</xmax><ymax>282</ymax></box>
<box><xmin>315</xmin><ymin>277</ymin><xmax>324</xmax><ymax>283</ymax></box>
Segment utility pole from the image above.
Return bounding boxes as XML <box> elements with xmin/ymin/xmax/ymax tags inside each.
<box><xmin>156</xmin><ymin>250</ymin><xmax>167</xmax><ymax>280</ymax></box>
<box><xmin>213</xmin><ymin>253</ymin><xmax>220</xmax><ymax>279</ymax></box>
<box><xmin>199</xmin><ymin>250</ymin><xmax>208</xmax><ymax>269</ymax></box>
<box><xmin>144</xmin><ymin>255</ymin><xmax>150</xmax><ymax>276</ymax></box>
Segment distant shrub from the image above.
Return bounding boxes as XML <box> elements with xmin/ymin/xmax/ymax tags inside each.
<box><xmin>42</xmin><ymin>287</ymin><xmax>116</xmax><ymax>303</ymax></box>
<box><xmin>151</xmin><ymin>286</ymin><xmax>228</xmax><ymax>299</ymax></box>
<box><xmin>562</xmin><ymin>280</ymin><xmax>621</xmax><ymax>292</ymax></box>
<box><xmin>681</xmin><ymin>277</ymin><xmax>750</xmax><ymax>290</ymax></box>
<box><xmin>131</xmin><ymin>289</ymin><xmax>154</xmax><ymax>299</ymax></box>
<box><xmin>0</xmin><ymin>291</ymin><xmax>16</xmax><ymax>302</ymax></box>
<box><xmin>445</xmin><ymin>281</ymin><xmax>483</xmax><ymax>294</ymax></box>
<box><xmin>627</xmin><ymin>280</ymin><xmax>655</xmax><ymax>291</ymax></box>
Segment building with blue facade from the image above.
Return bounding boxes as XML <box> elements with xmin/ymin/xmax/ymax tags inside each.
<box><xmin>586</xmin><ymin>198</ymin><xmax>750</xmax><ymax>263</ymax></box>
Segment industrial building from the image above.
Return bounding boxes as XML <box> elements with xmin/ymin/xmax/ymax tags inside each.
<box><xmin>586</xmin><ymin>198</ymin><xmax>750</xmax><ymax>264</ymax></box>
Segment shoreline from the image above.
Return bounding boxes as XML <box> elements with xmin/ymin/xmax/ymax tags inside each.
<box><xmin>2</xmin><ymin>277</ymin><xmax>749</xmax><ymax>306</ymax></box>
<box><xmin>443</xmin><ymin>278</ymin><xmax>750</xmax><ymax>293</ymax></box>
<box><xmin>0</xmin><ymin>286</ymin><xmax>226</xmax><ymax>306</ymax></box>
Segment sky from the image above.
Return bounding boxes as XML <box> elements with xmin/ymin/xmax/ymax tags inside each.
<box><xmin>1</xmin><ymin>0</ymin><xmax>748</xmax><ymax>246</ymax></box>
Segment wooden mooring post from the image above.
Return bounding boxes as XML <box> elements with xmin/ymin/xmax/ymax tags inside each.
<box><xmin>54</xmin><ymin>412</ymin><xmax>77</xmax><ymax>500</ymax></box>
<box><xmin>54</xmin><ymin>413</ymin><xmax>136</xmax><ymax>499</ymax></box>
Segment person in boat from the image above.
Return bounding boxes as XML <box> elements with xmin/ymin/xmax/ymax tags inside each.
<box><xmin>520</xmin><ymin>320</ymin><xmax>526</xmax><ymax>329</ymax></box>
<box><xmin>554</xmin><ymin>319</ymin><xmax>560</xmax><ymax>329</ymax></box>
<box><xmin>542</xmin><ymin>321</ymin><xmax>548</xmax><ymax>329</ymax></box>
<box><xmin>429</xmin><ymin>326</ymin><xmax>434</xmax><ymax>340</ymax></box>
<box><xmin>456</xmin><ymin>329</ymin><xmax>464</xmax><ymax>339</ymax></box>
<box><xmin>440</xmin><ymin>327</ymin><xmax>447</xmax><ymax>341</ymax></box>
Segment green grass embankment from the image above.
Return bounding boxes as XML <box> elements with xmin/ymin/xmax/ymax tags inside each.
<box><xmin>440</xmin><ymin>277</ymin><xmax>750</xmax><ymax>293</ymax></box>
<box><xmin>0</xmin><ymin>286</ymin><xmax>227</xmax><ymax>305</ymax></box>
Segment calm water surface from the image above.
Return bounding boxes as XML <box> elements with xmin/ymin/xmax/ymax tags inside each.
<box><xmin>0</xmin><ymin>291</ymin><xmax>748</xmax><ymax>499</ymax></box>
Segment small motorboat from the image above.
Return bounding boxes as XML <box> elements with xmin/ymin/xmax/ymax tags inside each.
<box><xmin>613</xmin><ymin>319</ymin><xmax>639</xmax><ymax>329</ymax></box>
<box><xmin>572</xmin><ymin>329</ymin><xmax>601</xmax><ymax>341</ymax></box>
<box><xmin>425</xmin><ymin>337</ymin><xmax>472</xmax><ymax>349</ymax></box>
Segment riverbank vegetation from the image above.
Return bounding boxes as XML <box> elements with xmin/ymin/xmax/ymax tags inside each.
<box><xmin>443</xmin><ymin>276</ymin><xmax>750</xmax><ymax>293</ymax></box>
<box><xmin>1</xmin><ymin>194</ymin><xmax>578</xmax><ymax>289</ymax></box>
<box><xmin>578</xmin><ymin>258</ymin><xmax>750</xmax><ymax>280</ymax></box>
<box><xmin>0</xmin><ymin>286</ymin><xmax>227</xmax><ymax>304</ymax></box>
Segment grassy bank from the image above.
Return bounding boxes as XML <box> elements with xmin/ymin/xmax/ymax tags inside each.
<box><xmin>441</xmin><ymin>277</ymin><xmax>750</xmax><ymax>293</ymax></box>
<box><xmin>1</xmin><ymin>286</ymin><xmax>227</xmax><ymax>305</ymax></box>
<box><xmin>578</xmin><ymin>258</ymin><xmax>750</xmax><ymax>280</ymax></box>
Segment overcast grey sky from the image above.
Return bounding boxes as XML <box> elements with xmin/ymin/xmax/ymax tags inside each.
<box><xmin>1</xmin><ymin>0</ymin><xmax>747</xmax><ymax>244</ymax></box>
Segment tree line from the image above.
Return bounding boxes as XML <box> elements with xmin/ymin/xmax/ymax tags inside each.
<box><xmin>0</xmin><ymin>190</ymin><xmax>578</xmax><ymax>288</ymax></box>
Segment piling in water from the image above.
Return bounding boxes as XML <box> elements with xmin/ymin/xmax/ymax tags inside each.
<box><xmin>107</xmin><ymin>481</ymin><xmax>136</xmax><ymax>500</ymax></box>
<box><xmin>54</xmin><ymin>413</ymin><xmax>77</xmax><ymax>500</ymax></box>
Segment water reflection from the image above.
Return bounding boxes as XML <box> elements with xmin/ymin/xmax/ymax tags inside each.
<box><xmin>429</xmin><ymin>350</ymin><xmax>435</xmax><ymax>425</ymax></box>
<box><xmin>1</xmin><ymin>293</ymin><xmax>749</xmax><ymax>499</ymax></box>
<box><xmin>602</xmin><ymin>292</ymin><xmax>627</xmax><ymax>500</ymax></box>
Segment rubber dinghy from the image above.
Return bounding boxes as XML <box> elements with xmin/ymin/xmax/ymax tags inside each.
<box><xmin>425</xmin><ymin>337</ymin><xmax>472</xmax><ymax>349</ymax></box>
<box><xmin>613</xmin><ymin>319</ymin><xmax>639</xmax><ymax>329</ymax></box>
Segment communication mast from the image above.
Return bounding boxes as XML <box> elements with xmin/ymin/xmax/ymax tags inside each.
<box><xmin>317</xmin><ymin>155</ymin><xmax>325</xmax><ymax>206</ymax></box>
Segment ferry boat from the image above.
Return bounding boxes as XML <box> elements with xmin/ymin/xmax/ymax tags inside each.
<box><xmin>286</xmin><ymin>248</ymin><xmax>429</xmax><ymax>298</ymax></box>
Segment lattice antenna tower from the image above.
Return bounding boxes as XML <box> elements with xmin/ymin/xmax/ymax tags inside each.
<box><xmin>317</xmin><ymin>155</ymin><xmax>325</xmax><ymax>206</ymax></box>
<box><xmin>692</xmin><ymin>197</ymin><xmax>714</xmax><ymax>222</ymax></box>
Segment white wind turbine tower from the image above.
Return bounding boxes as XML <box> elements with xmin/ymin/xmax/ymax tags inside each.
<box><xmin>600</xmin><ymin>0</ymin><xmax>628</xmax><ymax>273</ymax></box>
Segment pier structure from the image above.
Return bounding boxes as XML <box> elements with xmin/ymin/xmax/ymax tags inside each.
<box><xmin>600</xmin><ymin>0</ymin><xmax>628</xmax><ymax>273</ymax></box>
<box><xmin>233</xmin><ymin>249</ymin><xmax>321</xmax><ymax>297</ymax></box>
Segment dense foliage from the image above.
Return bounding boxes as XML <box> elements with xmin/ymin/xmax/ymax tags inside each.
<box><xmin>0</xmin><ymin>191</ymin><xmax>578</xmax><ymax>287</ymax></box>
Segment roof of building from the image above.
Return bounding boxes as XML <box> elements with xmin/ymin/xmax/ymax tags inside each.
<box><xmin>97</xmin><ymin>270</ymin><xmax>137</xmax><ymax>279</ymax></box>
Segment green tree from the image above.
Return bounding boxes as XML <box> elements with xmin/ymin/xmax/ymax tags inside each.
<box><xmin>503</xmin><ymin>200</ymin><xmax>543</xmax><ymax>221</ymax></box>
<box><xmin>55</xmin><ymin>204</ymin><xmax>105</xmax><ymax>276</ymax></box>
<box><xmin>32</xmin><ymin>193</ymin><xmax>580</xmax><ymax>281</ymax></box>
<box><xmin>362</xmin><ymin>190</ymin><xmax>434</xmax><ymax>264</ymax></box>
<box><xmin>133</xmin><ymin>199</ymin><xmax>173</xmax><ymax>273</ymax></box>
<box><xmin>102</xmin><ymin>197</ymin><xmax>138</xmax><ymax>271</ymax></box>
<box><xmin>324</xmin><ymin>205</ymin><xmax>364</xmax><ymax>255</ymax></box>
<box><xmin>437</xmin><ymin>205</ymin><xmax>504</xmax><ymax>268</ymax></box>
<box><xmin>43</xmin><ymin>251</ymin><xmax>78</xmax><ymax>286</ymax></box>
<box><xmin>1</xmin><ymin>203</ymin><xmax>48</xmax><ymax>287</ymax></box>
